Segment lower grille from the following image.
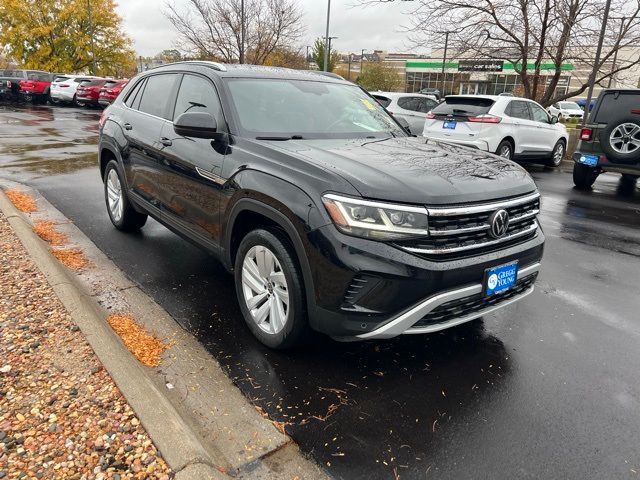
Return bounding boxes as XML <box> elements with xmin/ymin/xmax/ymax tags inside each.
<box><xmin>411</xmin><ymin>274</ymin><xmax>537</xmax><ymax>329</ymax></box>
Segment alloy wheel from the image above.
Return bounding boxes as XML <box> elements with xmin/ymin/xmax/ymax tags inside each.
<box><xmin>499</xmin><ymin>145</ymin><xmax>512</xmax><ymax>159</ymax></box>
<box><xmin>610</xmin><ymin>123</ymin><xmax>640</xmax><ymax>155</ymax></box>
<box><xmin>241</xmin><ymin>245</ymin><xmax>289</xmax><ymax>335</ymax></box>
<box><xmin>552</xmin><ymin>143</ymin><xmax>564</xmax><ymax>165</ymax></box>
<box><xmin>106</xmin><ymin>169</ymin><xmax>124</xmax><ymax>222</ymax></box>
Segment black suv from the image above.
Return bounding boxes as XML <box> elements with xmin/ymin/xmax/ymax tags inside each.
<box><xmin>573</xmin><ymin>89</ymin><xmax>640</xmax><ymax>191</ymax></box>
<box><xmin>98</xmin><ymin>62</ymin><xmax>544</xmax><ymax>348</ymax></box>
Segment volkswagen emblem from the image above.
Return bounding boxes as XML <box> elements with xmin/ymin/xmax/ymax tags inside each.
<box><xmin>488</xmin><ymin>209</ymin><xmax>510</xmax><ymax>238</ymax></box>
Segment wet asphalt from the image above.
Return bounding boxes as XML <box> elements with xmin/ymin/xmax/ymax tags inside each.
<box><xmin>1</xmin><ymin>103</ymin><xmax>639</xmax><ymax>480</ymax></box>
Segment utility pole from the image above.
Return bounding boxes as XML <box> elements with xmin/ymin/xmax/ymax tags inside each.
<box><xmin>348</xmin><ymin>53</ymin><xmax>352</xmax><ymax>80</ymax></box>
<box><xmin>306</xmin><ymin>45</ymin><xmax>311</xmax><ymax>65</ymax></box>
<box><xmin>87</xmin><ymin>0</ymin><xmax>97</xmax><ymax>75</ymax></box>
<box><xmin>323</xmin><ymin>0</ymin><xmax>332</xmax><ymax>71</ymax></box>
<box><xmin>581</xmin><ymin>0</ymin><xmax>612</xmax><ymax>127</ymax></box>
<box><xmin>440</xmin><ymin>31</ymin><xmax>450</xmax><ymax>96</ymax></box>
<box><xmin>360</xmin><ymin>49</ymin><xmax>366</xmax><ymax>74</ymax></box>
<box><xmin>239</xmin><ymin>0</ymin><xmax>245</xmax><ymax>64</ymax></box>
<box><xmin>607</xmin><ymin>17</ymin><xmax>626</xmax><ymax>88</ymax></box>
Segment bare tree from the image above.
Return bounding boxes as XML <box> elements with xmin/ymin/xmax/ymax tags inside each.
<box><xmin>360</xmin><ymin>0</ymin><xmax>640</xmax><ymax>106</ymax></box>
<box><xmin>164</xmin><ymin>0</ymin><xmax>305</xmax><ymax>65</ymax></box>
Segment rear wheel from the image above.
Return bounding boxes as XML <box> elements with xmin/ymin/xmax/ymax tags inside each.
<box><xmin>496</xmin><ymin>140</ymin><xmax>513</xmax><ymax>160</ymax></box>
<box><xmin>234</xmin><ymin>229</ymin><xmax>309</xmax><ymax>349</ymax></box>
<box><xmin>573</xmin><ymin>162</ymin><xmax>599</xmax><ymax>190</ymax></box>
<box><xmin>103</xmin><ymin>160</ymin><xmax>147</xmax><ymax>231</ymax></box>
<box><xmin>73</xmin><ymin>94</ymin><xmax>85</xmax><ymax>107</ymax></box>
<box><xmin>547</xmin><ymin>140</ymin><xmax>566</xmax><ymax>167</ymax></box>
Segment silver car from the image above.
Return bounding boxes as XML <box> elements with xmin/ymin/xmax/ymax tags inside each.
<box><xmin>371</xmin><ymin>91</ymin><xmax>438</xmax><ymax>134</ymax></box>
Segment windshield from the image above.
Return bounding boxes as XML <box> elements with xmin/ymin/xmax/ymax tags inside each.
<box><xmin>559</xmin><ymin>102</ymin><xmax>581</xmax><ymax>110</ymax></box>
<box><xmin>225</xmin><ymin>78</ymin><xmax>405</xmax><ymax>139</ymax></box>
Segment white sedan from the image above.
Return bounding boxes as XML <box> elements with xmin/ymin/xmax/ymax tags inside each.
<box><xmin>547</xmin><ymin>101</ymin><xmax>584</xmax><ymax>120</ymax></box>
<box><xmin>422</xmin><ymin>95</ymin><xmax>569</xmax><ymax>167</ymax></box>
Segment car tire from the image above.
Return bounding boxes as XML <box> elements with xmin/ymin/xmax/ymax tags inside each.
<box><xmin>573</xmin><ymin>162</ymin><xmax>599</xmax><ymax>190</ymax></box>
<box><xmin>234</xmin><ymin>228</ymin><xmax>309</xmax><ymax>349</ymax></box>
<box><xmin>73</xmin><ymin>94</ymin><xmax>85</xmax><ymax>107</ymax></box>
<box><xmin>547</xmin><ymin>140</ymin><xmax>566</xmax><ymax>167</ymax></box>
<box><xmin>496</xmin><ymin>140</ymin><xmax>514</xmax><ymax>160</ymax></box>
<box><xmin>49</xmin><ymin>96</ymin><xmax>60</xmax><ymax>105</ymax></box>
<box><xmin>617</xmin><ymin>174</ymin><xmax>638</xmax><ymax>197</ymax></box>
<box><xmin>103</xmin><ymin>160</ymin><xmax>147</xmax><ymax>231</ymax></box>
<box><xmin>600</xmin><ymin>117</ymin><xmax>640</xmax><ymax>162</ymax></box>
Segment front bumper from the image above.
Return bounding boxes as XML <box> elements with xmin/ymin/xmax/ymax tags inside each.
<box><xmin>305</xmin><ymin>222</ymin><xmax>545</xmax><ymax>339</ymax></box>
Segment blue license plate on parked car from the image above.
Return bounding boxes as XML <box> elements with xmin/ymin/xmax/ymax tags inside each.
<box><xmin>484</xmin><ymin>261</ymin><xmax>518</xmax><ymax>296</ymax></box>
<box><xmin>578</xmin><ymin>154</ymin><xmax>599</xmax><ymax>166</ymax></box>
<box><xmin>443</xmin><ymin>120</ymin><xmax>457</xmax><ymax>129</ymax></box>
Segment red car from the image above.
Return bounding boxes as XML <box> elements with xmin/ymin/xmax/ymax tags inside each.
<box><xmin>98</xmin><ymin>79</ymin><xmax>128</xmax><ymax>107</ymax></box>
<box><xmin>75</xmin><ymin>79</ymin><xmax>107</xmax><ymax>107</ymax></box>
<box><xmin>18</xmin><ymin>71</ymin><xmax>54</xmax><ymax>104</ymax></box>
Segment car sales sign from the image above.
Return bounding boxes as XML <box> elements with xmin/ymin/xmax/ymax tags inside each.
<box><xmin>458</xmin><ymin>60</ymin><xmax>504</xmax><ymax>72</ymax></box>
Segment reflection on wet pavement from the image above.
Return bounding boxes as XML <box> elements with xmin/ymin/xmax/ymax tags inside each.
<box><xmin>0</xmin><ymin>104</ymin><xmax>100</xmax><ymax>180</ymax></box>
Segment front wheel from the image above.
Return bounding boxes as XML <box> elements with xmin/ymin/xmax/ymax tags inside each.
<box><xmin>103</xmin><ymin>160</ymin><xmax>147</xmax><ymax>231</ymax></box>
<box><xmin>547</xmin><ymin>140</ymin><xmax>566</xmax><ymax>167</ymax></box>
<box><xmin>234</xmin><ymin>229</ymin><xmax>309</xmax><ymax>349</ymax></box>
<box><xmin>573</xmin><ymin>162</ymin><xmax>599</xmax><ymax>190</ymax></box>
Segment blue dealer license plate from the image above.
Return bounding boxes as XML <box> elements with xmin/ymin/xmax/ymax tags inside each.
<box><xmin>443</xmin><ymin>120</ymin><xmax>457</xmax><ymax>129</ymax></box>
<box><xmin>578</xmin><ymin>154</ymin><xmax>599</xmax><ymax>166</ymax></box>
<box><xmin>484</xmin><ymin>261</ymin><xmax>518</xmax><ymax>296</ymax></box>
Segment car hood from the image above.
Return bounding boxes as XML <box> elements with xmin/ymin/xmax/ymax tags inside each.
<box><xmin>264</xmin><ymin>137</ymin><xmax>537</xmax><ymax>205</ymax></box>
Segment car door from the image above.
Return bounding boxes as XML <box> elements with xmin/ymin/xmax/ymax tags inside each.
<box><xmin>156</xmin><ymin>73</ymin><xmax>228</xmax><ymax>245</ymax></box>
<box><xmin>120</xmin><ymin>73</ymin><xmax>180</xmax><ymax>209</ymax></box>
<box><xmin>504</xmin><ymin>100</ymin><xmax>538</xmax><ymax>154</ymax></box>
<box><xmin>527</xmin><ymin>101</ymin><xmax>558</xmax><ymax>153</ymax></box>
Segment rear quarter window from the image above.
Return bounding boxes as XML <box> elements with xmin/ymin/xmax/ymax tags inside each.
<box><xmin>432</xmin><ymin>97</ymin><xmax>495</xmax><ymax>116</ymax></box>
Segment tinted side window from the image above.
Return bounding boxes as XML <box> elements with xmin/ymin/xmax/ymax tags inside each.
<box><xmin>419</xmin><ymin>98</ymin><xmax>438</xmax><ymax>113</ymax></box>
<box><xmin>173</xmin><ymin>74</ymin><xmax>221</xmax><ymax>121</ymax></box>
<box><xmin>138</xmin><ymin>74</ymin><xmax>177</xmax><ymax>119</ymax></box>
<box><xmin>124</xmin><ymin>79</ymin><xmax>145</xmax><ymax>108</ymax></box>
<box><xmin>507</xmin><ymin>101</ymin><xmax>531</xmax><ymax>120</ymax></box>
<box><xmin>529</xmin><ymin>103</ymin><xmax>549</xmax><ymax>123</ymax></box>
<box><xmin>372</xmin><ymin>95</ymin><xmax>391</xmax><ymax>108</ymax></box>
<box><xmin>398</xmin><ymin>97</ymin><xmax>422</xmax><ymax>112</ymax></box>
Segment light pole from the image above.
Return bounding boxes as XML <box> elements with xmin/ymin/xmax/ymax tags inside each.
<box><xmin>360</xmin><ymin>49</ymin><xmax>367</xmax><ymax>74</ymax></box>
<box><xmin>306</xmin><ymin>45</ymin><xmax>311</xmax><ymax>65</ymax></box>
<box><xmin>607</xmin><ymin>16</ymin><xmax>626</xmax><ymax>88</ymax></box>
<box><xmin>239</xmin><ymin>0</ymin><xmax>245</xmax><ymax>64</ymax></box>
<box><xmin>323</xmin><ymin>0</ymin><xmax>332</xmax><ymax>71</ymax></box>
<box><xmin>581</xmin><ymin>0</ymin><xmax>613</xmax><ymax>127</ymax></box>
<box><xmin>439</xmin><ymin>31</ymin><xmax>451</xmax><ymax>95</ymax></box>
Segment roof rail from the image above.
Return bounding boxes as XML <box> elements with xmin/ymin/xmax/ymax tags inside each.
<box><xmin>159</xmin><ymin>60</ymin><xmax>227</xmax><ymax>72</ymax></box>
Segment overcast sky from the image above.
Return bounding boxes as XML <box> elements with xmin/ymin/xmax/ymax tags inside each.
<box><xmin>115</xmin><ymin>0</ymin><xmax>424</xmax><ymax>57</ymax></box>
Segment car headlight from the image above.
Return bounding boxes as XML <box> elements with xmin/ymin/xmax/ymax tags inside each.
<box><xmin>322</xmin><ymin>194</ymin><xmax>429</xmax><ymax>240</ymax></box>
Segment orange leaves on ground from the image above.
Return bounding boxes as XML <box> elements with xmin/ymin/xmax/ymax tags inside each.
<box><xmin>33</xmin><ymin>221</ymin><xmax>68</xmax><ymax>246</ymax></box>
<box><xmin>5</xmin><ymin>190</ymin><xmax>37</xmax><ymax>213</ymax></box>
<box><xmin>107</xmin><ymin>314</ymin><xmax>170</xmax><ymax>368</ymax></box>
<box><xmin>51</xmin><ymin>248</ymin><xmax>90</xmax><ymax>271</ymax></box>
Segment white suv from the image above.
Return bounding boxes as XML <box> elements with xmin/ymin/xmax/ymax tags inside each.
<box><xmin>422</xmin><ymin>95</ymin><xmax>569</xmax><ymax>167</ymax></box>
<box><xmin>50</xmin><ymin>75</ymin><xmax>99</xmax><ymax>105</ymax></box>
<box><xmin>547</xmin><ymin>101</ymin><xmax>583</xmax><ymax>120</ymax></box>
<box><xmin>371</xmin><ymin>91</ymin><xmax>438</xmax><ymax>135</ymax></box>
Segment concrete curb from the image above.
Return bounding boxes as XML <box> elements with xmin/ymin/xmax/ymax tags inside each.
<box><xmin>0</xmin><ymin>182</ymin><xmax>327</xmax><ymax>479</ymax></box>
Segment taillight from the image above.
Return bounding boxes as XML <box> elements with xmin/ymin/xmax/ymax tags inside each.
<box><xmin>580</xmin><ymin>128</ymin><xmax>593</xmax><ymax>141</ymax></box>
<box><xmin>631</xmin><ymin>109</ymin><xmax>640</xmax><ymax>115</ymax></box>
<box><xmin>468</xmin><ymin>114</ymin><xmax>502</xmax><ymax>123</ymax></box>
<box><xmin>59</xmin><ymin>83</ymin><xmax>69</xmax><ymax>87</ymax></box>
<box><xmin>426</xmin><ymin>112</ymin><xmax>436</xmax><ymax>119</ymax></box>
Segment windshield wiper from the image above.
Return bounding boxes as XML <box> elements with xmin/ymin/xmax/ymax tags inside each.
<box><xmin>255</xmin><ymin>135</ymin><xmax>304</xmax><ymax>141</ymax></box>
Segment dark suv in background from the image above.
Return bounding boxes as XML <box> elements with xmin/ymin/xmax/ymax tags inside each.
<box><xmin>573</xmin><ymin>89</ymin><xmax>640</xmax><ymax>192</ymax></box>
<box><xmin>98</xmin><ymin>62</ymin><xmax>544</xmax><ymax>349</ymax></box>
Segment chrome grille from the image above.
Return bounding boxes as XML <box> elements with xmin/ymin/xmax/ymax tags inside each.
<box><xmin>395</xmin><ymin>192</ymin><xmax>540</xmax><ymax>258</ymax></box>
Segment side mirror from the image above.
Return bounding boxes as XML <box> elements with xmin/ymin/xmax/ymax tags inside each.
<box><xmin>550</xmin><ymin>115</ymin><xmax>559</xmax><ymax>124</ymax></box>
<box><xmin>174</xmin><ymin>112</ymin><xmax>220</xmax><ymax>139</ymax></box>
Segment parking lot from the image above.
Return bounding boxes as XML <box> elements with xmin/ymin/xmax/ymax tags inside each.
<box><xmin>1</xmin><ymin>103</ymin><xmax>640</xmax><ymax>479</ymax></box>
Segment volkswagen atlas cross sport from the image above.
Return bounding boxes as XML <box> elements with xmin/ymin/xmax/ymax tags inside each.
<box><xmin>98</xmin><ymin>62</ymin><xmax>545</xmax><ymax>349</ymax></box>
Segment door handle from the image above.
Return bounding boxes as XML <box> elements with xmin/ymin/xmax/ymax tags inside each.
<box><xmin>123</xmin><ymin>123</ymin><xmax>132</xmax><ymax>130</ymax></box>
<box><xmin>160</xmin><ymin>137</ymin><xmax>172</xmax><ymax>147</ymax></box>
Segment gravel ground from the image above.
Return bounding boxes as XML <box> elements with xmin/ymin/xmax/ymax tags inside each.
<box><xmin>0</xmin><ymin>211</ymin><xmax>174</xmax><ymax>479</ymax></box>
